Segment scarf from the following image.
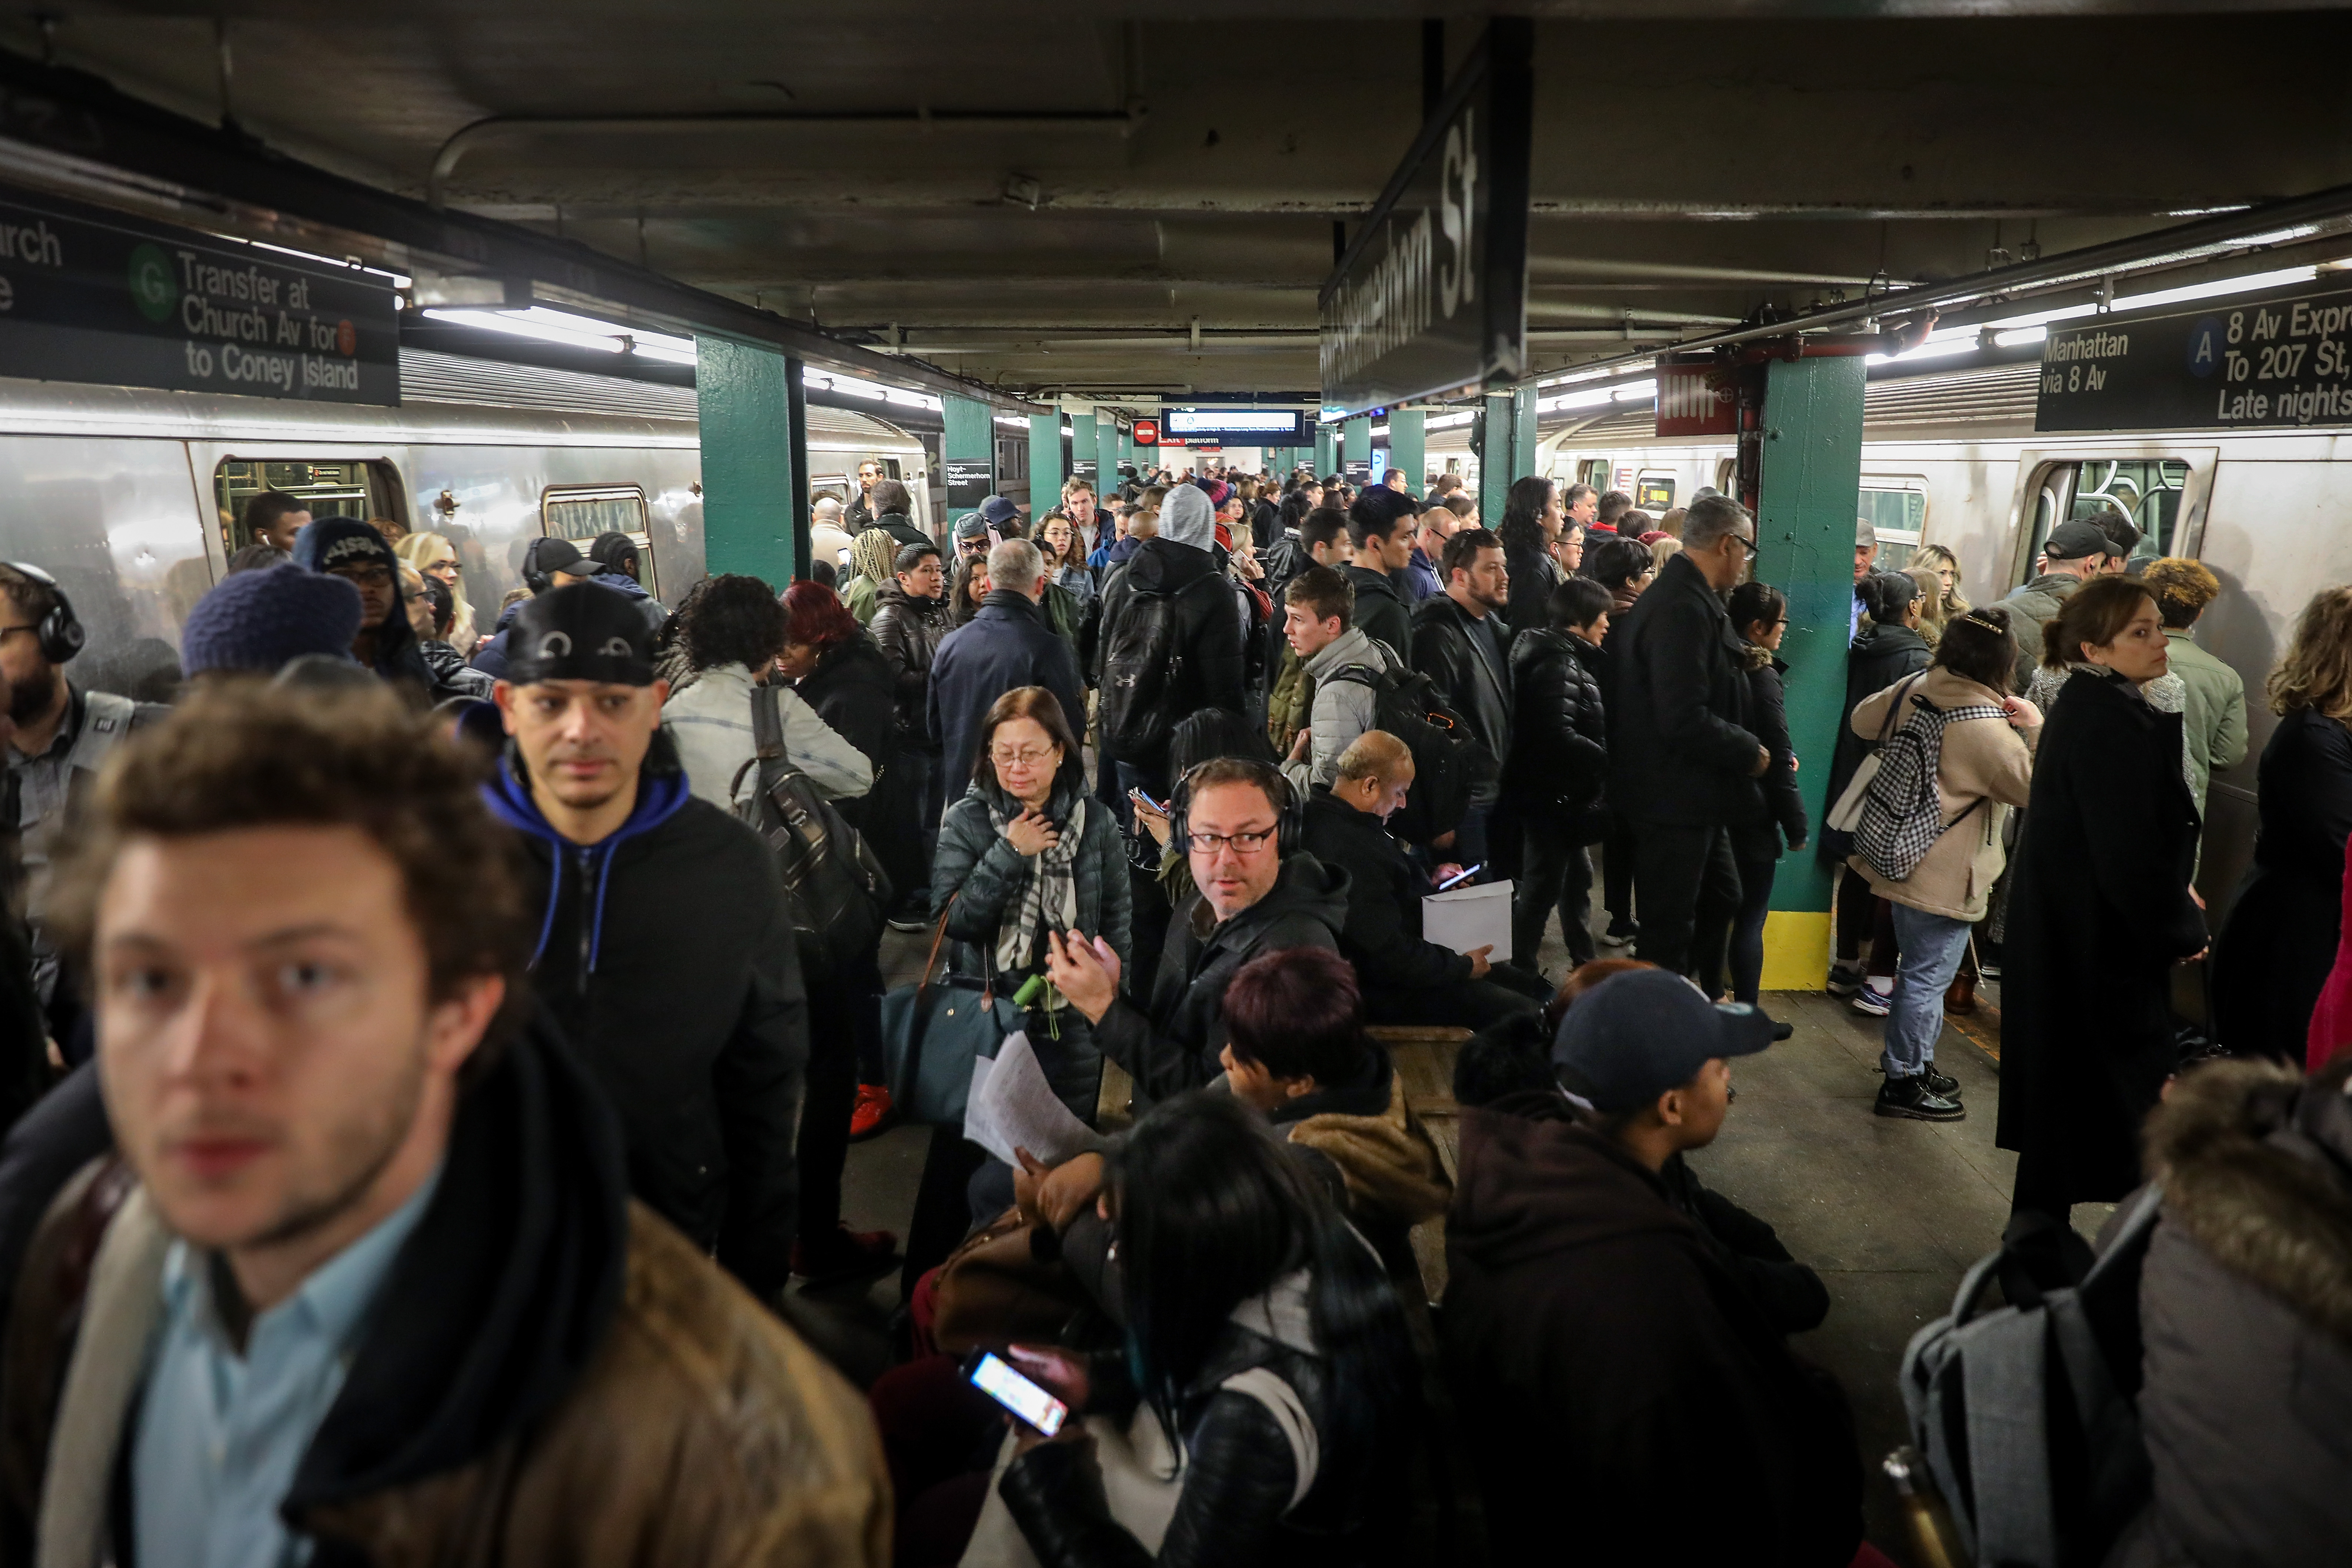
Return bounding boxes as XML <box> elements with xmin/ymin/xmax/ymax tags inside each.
<box><xmin>988</xmin><ymin>790</ymin><xmax>1087</xmax><ymax>975</ymax></box>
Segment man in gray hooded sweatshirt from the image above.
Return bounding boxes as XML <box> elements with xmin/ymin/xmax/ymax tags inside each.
<box><xmin>1091</xmin><ymin>482</ymin><xmax>1248</xmax><ymax>794</ymax></box>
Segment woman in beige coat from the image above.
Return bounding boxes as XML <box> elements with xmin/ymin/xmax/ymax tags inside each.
<box><xmin>1848</xmin><ymin>607</ymin><xmax>2042</xmax><ymax>1120</ymax></box>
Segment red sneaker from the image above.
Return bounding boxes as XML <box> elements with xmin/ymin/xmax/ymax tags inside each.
<box><xmin>849</xmin><ymin>1082</ymin><xmax>896</xmax><ymax>1142</ymax></box>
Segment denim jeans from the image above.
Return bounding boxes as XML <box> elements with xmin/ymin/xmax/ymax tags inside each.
<box><xmin>1883</xmin><ymin>903</ymin><xmax>1975</xmax><ymax>1079</ymax></box>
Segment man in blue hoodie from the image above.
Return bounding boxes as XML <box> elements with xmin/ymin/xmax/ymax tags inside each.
<box><xmin>483</xmin><ymin>583</ymin><xmax>809</xmax><ymax>1300</ymax></box>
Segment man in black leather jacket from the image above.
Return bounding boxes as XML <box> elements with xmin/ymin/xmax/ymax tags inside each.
<box><xmin>1410</xmin><ymin>527</ymin><xmax>1515</xmax><ymax>873</ymax></box>
<box><xmin>1607</xmin><ymin>497</ymin><xmax>1769</xmax><ymax>981</ymax></box>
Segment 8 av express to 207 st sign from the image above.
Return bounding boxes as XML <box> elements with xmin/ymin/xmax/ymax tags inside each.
<box><xmin>1318</xmin><ymin>19</ymin><xmax>1532</xmax><ymax>421</ymax></box>
<box><xmin>0</xmin><ymin>183</ymin><xmax>398</xmax><ymax>405</ymax></box>
<box><xmin>2035</xmin><ymin>272</ymin><xmax>2352</xmax><ymax>433</ymax></box>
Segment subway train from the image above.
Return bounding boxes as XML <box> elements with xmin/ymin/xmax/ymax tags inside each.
<box><xmin>0</xmin><ymin>347</ymin><xmax>931</xmax><ymax>700</ymax></box>
<box><xmin>1444</xmin><ymin>353</ymin><xmax>2347</xmax><ymax>917</ymax></box>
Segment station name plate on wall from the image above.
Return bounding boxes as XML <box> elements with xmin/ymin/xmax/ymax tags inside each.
<box><xmin>0</xmin><ymin>183</ymin><xmax>398</xmax><ymax>405</ymax></box>
<box><xmin>2035</xmin><ymin>273</ymin><xmax>2352</xmax><ymax>432</ymax></box>
<box><xmin>1318</xmin><ymin>20</ymin><xmax>1531</xmax><ymax>420</ymax></box>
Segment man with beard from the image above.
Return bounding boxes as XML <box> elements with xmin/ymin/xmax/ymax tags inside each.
<box><xmin>0</xmin><ymin>562</ymin><xmax>167</xmax><ymax>1037</ymax></box>
<box><xmin>1410</xmin><ymin>527</ymin><xmax>1516</xmax><ymax>873</ymax></box>
<box><xmin>483</xmin><ymin>583</ymin><xmax>810</xmax><ymax>1299</ymax></box>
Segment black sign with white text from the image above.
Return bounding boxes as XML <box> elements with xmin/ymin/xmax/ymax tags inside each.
<box><xmin>2035</xmin><ymin>273</ymin><xmax>2352</xmax><ymax>433</ymax></box>
<box><xmin>0</xmin><ymin>182</ymin><xmax>398</xmax><ymax>405</ymax></box>
<box><xmin>945</xmin><ymin>459</ymin><xmax>994</xmax><ymax>509</ymax></box>
<box><xmin>1318</xmin><ymin>20</ymin><xmax>1531</xmax><ymax>420</ymax></box>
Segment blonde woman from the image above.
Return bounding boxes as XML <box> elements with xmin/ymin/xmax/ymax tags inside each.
<box><xmin>2211</xmin><ymin>585</ymin><xmax>2352</xmax><ymax>1064</ymax></box>
<box><xmin>395</xmin><ymin>531</ymin><xmax>477</xmax><ymax>654</ymax></box>
<box><xmin>1647</xmin><ymin>534</ymin><xmax>1681</xmax><ymax>574</ymax></box>
<box><xmin>1908</xmin><ymin>543</ymin><xmax>1970</xmax><ymax>629</ymax></box>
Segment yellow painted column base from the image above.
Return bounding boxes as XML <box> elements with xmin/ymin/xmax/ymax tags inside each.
<box><xmin>1758</xmin><ymin>910</ymin><xmax>1833</xmax><ymax>992</ymax></box>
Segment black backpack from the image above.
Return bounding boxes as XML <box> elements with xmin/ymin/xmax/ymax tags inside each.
<box><xmin>1324</xmin><ymin>662</ymin><xmax>1495</xmax><ymax>845</ymax></box>
<box><xmin>730</xmin><ymin>684</ymin><xmax>894</xmax><ymax>976</ymax></box>
<box><xmin>1098</xmin><ymin>572</ymin><xmax>1227</xmax><ymax>759</ymax></box>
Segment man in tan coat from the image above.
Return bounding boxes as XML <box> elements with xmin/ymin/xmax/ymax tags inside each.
<box><xmin>2</xmin><ymin>681</ymin><xmax>889</xmax><ymax>1568</ymax></box>
<box><xmin>1847</xmin><ymin>608</ymin><xmax>2042</xmax><ymax>1121</ymax></box>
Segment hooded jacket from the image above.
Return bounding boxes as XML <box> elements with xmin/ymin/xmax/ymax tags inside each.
<box><xmin>2106</xmin><ymin>1060</ymin><xmax>2352</xmax><ymax>1568</ymax></box>
<box><xmin>931</xmin><ymin>590</ymin><xmax>1088</xmax><ymax>794</ymax></box>
<box><xmin>1409</xmin><ymin>592</ymin><xmax>1513</xmax><ymax>771</ymax></box>
<box><xmin>1092</xmin><ymin>854</ymin><xmax>1350</xmax><ymax>1105</ymax></box>
<box><xmin>1273</xmin><ymin>1047</ymin><xmax>1450</xmax><ymax>1233</ymax></box>
<box><xmin>1090</xmin><ymin>533</ymin><xmax>1248</xmax><ymax>774</ymax></box>
<box><xmin>0</xmin><ymin>1021</ymin><xmax>889</xmax><ymax>1568</ymax></box>
<box><xmin>1299</xmin><ymin>789</ymin><xmax>1472</xmax><ymax>993</ymax></box>
<box><xmin>1280</xmin><ymin>626</ymin><xmax>1400</xmax><ymax>796</ymax></box>
<box><xmin>1442</xmin><ymin>1095</ymin><xmax>1861</xmax><ymax>1568</ymax></box>
<box><xmin>1606</xmin><ymin>551</ymin><xmax>1763</xmax><ymax>828</ymax></box>
<box><xmin>868</xmin><ymin>580</ymin><xmax>954</xmax><ymax>747</ymax></box>
<box><xmin>1337</xmin><ymin>564</ymin><xmax>1413</xmax><ymax>674</ymax></box>
<box><xmin>588</xmin><ymin>567</ymin><xmax>669</xmax><ymax>634</ymax></box>
<box><xmin>482</xmin><ymin>748</ymin><xmax>810</xmax><ymax>1297</ymax></box>
<box><xmin>288</xmin><ymin>518</ymin><xmax>442</xmax><ymax>698</ymax></box>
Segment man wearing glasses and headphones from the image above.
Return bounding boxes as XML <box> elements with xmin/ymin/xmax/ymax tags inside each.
<box><xmin>0</xmin><ymin>562</ymin><xmax>165</xmax><ymax>1036</ymax></box>
<box><xmin>1045</xmin><ymin>756</ymin><xmax>1348</xmax><ymax>1106</ymax></box>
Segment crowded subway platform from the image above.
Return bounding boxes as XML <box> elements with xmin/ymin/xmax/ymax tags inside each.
<box><xmin>4</xmin><ymin>6</ymin><xmax>2352</xmax><ymax>1565</ymax></box>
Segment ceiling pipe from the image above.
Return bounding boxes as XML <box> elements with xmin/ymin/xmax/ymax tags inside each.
<box><xmin>1529</xmin><ymin>256</ymin><xmax>1891</xmax><ymax>288</ymax></box>
<box><xmin>428</xmin><ymin>107</ymin><xmax>1149</xmax><ymax>209</ymax></box>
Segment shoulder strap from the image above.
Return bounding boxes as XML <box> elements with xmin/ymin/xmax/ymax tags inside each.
<box><xmin>1875</xmin><ymin>672</ymin><xmax>1926</xmax><ymax>746</ymax></box>
<box><xmin>749</xmin><ymin>680</ymin><xmax>785</xmax><ymax>761</ymax></box>
<box><xmin>1324</xmin><ymin>663</ymin><xmax>1383</xmax><ymax>691</ymax></box>
<box><xmin>1218</xmin><ymin>1367</ymin><xmax>1320</xmax><ymax>1512</ymax></box>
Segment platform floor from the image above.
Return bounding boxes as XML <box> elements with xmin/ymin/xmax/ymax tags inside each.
<box><xmin>801</xmin><ymin>908</ymin><xmax>2094</xmax><ymax>1563</ymax></box>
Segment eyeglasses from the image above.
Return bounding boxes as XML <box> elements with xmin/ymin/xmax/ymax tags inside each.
<box><xmin>990</xmin><ymin>745</ymin><xmax>1060</xmax><ymax>768</ymax></box>
<box><xmin>1184</xmin><ymin>827</ymin><xmax>1276</xmax><ymax>855</ymax></box>
<box><xmin>1731</xmin><ymin>534</ymin><xmax>1759</xmax><ymax>557</ymax></box>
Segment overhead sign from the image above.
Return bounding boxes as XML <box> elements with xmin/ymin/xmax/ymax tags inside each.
<box><xmin>1163</xmin><ymin>408</ymin><xmax>1308</xmax><ymax>443</ymax></box>
<box><xmin>0</xmin><ymin>181</ymin><xmax>398</xmax><ymax>405</ymax></box>
<box><xmin>1131</xmin><ymin>418</ymin><xmax>1160</xmax><ymax>446</ymax></box>
<box><xmin>1318</xmin><ymin>19</ymin><xmax>1532</xmax><ymax>420</ymax></box>
<box><xmin>945</xmin><ymin>459</ymin><xmax>993</xmax><ymax>509</ymax></box>
<box><xmin>2035</xmin><ymin>272</ymin><xmax>2352</xmax><ymax>432</ymax></box>
<box><xmin>1655</xmin><ymin>360</ymin><xmax>1741</xmax><ymax>437</ymax></box>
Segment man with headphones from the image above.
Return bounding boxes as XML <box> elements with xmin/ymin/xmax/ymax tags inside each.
<box><xmin>1045</xmin><ymin>754</ymin><xmax>1348</xmax><ymax>1105</ymax></box>
<box><xmin>0</xmin><ymin>562</ymin><xmax>166</xmax><ymax>1037</ymax></box>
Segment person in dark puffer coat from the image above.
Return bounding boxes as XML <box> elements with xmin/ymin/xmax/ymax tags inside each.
<box><xmin>1726</xmin><ymin>582</ymin><xmax>1808</xmax><ymax>1013</ymax></box>
<box><xmin>1508</xmin><ymin>576</ymin><xmax>1613</xmax><ymax>971</ymax></box>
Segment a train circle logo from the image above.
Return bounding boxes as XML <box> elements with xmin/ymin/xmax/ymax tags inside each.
<box><xmin>127</xmin><ymin>244</ymin><xmax>175</xmax><ymax>323</ymax></box>
<box><xmin>337</xmin><ymin>318</ymin><xmax>357</xmax><ymax>356</ymax></box>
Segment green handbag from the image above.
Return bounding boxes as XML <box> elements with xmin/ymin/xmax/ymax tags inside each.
<box><xmin>879</xmin><ymin>895</ymin><xmax>1023</xmax><ymax>1126</ymax></box>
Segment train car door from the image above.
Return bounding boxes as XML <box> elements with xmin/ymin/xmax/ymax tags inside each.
<box><xmin>2005</xmin><ymin>447</ymin><xmax>2216</xmax><ymax>587</ymax></box>
<box><xmin>211</xmin><ymin>456</ymin><xmax>409</xmax><ymax>555</ymax></box>
<box><xmin>541</xmin><ymin>484</ymin><xmax>660</xmax><ymax>598</ymax></box>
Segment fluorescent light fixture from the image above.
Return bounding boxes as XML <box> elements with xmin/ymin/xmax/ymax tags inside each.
<box><xmin>424</xmin><ymin>308</ymin><xmax>625</xmax><ymax>354</ymax></box>
<box><xmin>246</xmin><ymin>238</ymin><xmax>409</xmax><ymax>287</ymax></box>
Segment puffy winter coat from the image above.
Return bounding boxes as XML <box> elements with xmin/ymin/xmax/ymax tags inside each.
<box><xmin>1507</xmin><ymin>627</ymin><xmax>1606</xmax><ymax>830</ymax></box>
<box><xmin>1735</xmin><ymin>650</ymin><xmax>1808</xmax><ymax>863</ymax></box>
<box><xmin>1280</xmin><ymin>626</ymin><xmax>1400</xmax><ymax>797</ymax></box>
<box><xmin>867</xmin><ymin>580</ymin><xmax>953</xmax><ymax>747</ymax></box>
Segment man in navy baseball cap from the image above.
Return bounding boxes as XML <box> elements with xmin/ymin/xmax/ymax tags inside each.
<box><xmin>1549</xmin><ymin>966</ymin><xmax>1778</xmax><ymax>1125</ymax></box>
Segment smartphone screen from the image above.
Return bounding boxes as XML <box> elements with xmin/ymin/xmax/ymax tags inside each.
<box><xmin>1128</xmin><ymin>788</ymin><xmax>1167</xmax><ymax>813</ymax></box>
<box><xmin>1437</xmin><ymin>863</ymin><xmax>1483</xmax><ymax>891</ymax></box>
<box><xmin>968</xmin><ymin>1351</ymin><xmax>1069</xmax><ymax>1437</ymax></box>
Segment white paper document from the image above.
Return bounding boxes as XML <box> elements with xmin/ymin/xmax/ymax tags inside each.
<box><xmin>964</xmin><ymin>1030</ymin><xmax>1110</xmax><ymax>1169</ymax></box>
<box><xmin>1423</xmin><ymin>878</ymin><xmax>1514</xmax><ymax>962</ymax></box>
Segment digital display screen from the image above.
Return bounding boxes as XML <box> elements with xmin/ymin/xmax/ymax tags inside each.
<box><xmin>1163</xmin><ymin>408</ymin><xmax>1309</xmax><ymax>442</ymax></box>
<box><xmin>968</xmin><ymin>1352</ymin><xmax>1069</xmax><ymax>1436</ymax></box>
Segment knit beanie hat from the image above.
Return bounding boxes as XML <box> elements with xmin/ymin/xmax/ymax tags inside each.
<box><xmin>181</xmin><ymin>564</ymin><xmax>363</xmax><ymax>674</ymax></box>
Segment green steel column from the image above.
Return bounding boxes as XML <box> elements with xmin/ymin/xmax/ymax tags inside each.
<box><xmin>1478</xmin><ymin>391</ymin><xmax>1514</xmax><ymax>523</ymax></box>
<box><xmin>1514</xmin><ymin>387</ymin><xmax>1538</xmax><ymax>483</ymax></box>
<box><xmin>785</xmin><ymin>356</ymin><xmax>810</xmax><ymax>580</ymax></box>
<box><xmin>1757</xmin><ymin>354</ymin><xmax>1868</xmax><ymax>988</ymax></box>
<box><xmin>1342</xmin><ymin>416</ymin><xmax>1371</xmax><ymax>484</ymax></box>
<box><xmin>1315</xmin><ymin>422</ymin><xmax>1338</xmax><ymax>476</ymax></box>
<box><xmin>693</xmin><ymin>334</ymin><xmax>798</xmax><ymax>585</ymax></box>
<box><xmin>1030</xmin><ymin>411</ymin><xmax>1065</xmax><ymax>516</ymax></box>
<box><xmin>1070</xmin><ymin>410</ymin><xmax>1099</xmax><ymax>492</ymax></box>
<box><xmin>943</xmin><ymin>396</ymin><xmax>994</xmax><ymax>531</ymax></box>
<box><xmin>1388</xmin><ymin>410</ymin><xmax>1426</xmax><ymax>495</ymax></box>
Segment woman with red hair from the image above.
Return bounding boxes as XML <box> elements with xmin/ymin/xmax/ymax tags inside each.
<box><xmin>778</xmin><ymin>578</ymin><xmax>899</xmax><ymax>798</ymax></box>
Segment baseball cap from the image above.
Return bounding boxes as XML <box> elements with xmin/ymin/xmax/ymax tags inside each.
<box><xmin>978</xmin><ymin>496</ymin><xmax>1021</xmax><ymax>526</ymax></box>
<box><xmin>1548</xmin><ymin>969</ymin><xmax>1778</xmax><ymax>1112</ymax></box>
<box><xmin>2043</xmin><ymin>519</ymin><xmax>2118</xmax><ymax>561</ymax></box>
<box><xmin>504</xmin><ymin>582</ymin><xmax>655</xmax><ymax>686</ymax></box>
<box><xmin>521</xmin><ymin>536</ymin><xmax>604</xmax><ymax>588</ymax></box>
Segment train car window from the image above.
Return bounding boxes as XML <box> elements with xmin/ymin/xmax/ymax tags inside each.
<box><xmin>1577</xmin><ymin>458</ymin><xmax>1609</xmax><ymax>491</ymax></box>
<box><xmin>542</xmin><ymin>484</ymin><xmax>658</xmax><ymax>596</ymax></box>
<box><xmin>810</xmin><ymin>474</ymin><xmax>852</xmax><ymax>506</ymax></box>
<box><xmin>2021</xmin><ymin>458</ymin><xmax>2189</xmax><ymax>578</ymax></box>
<box><xmin>1635</xmin><ymin>473</ymin><xmax>1676</xmax><ymax>511</ymax></box>
<box><xmin>215</xmin><ymin>459</ymin><xmax>405</xmax><ymax>552</ymax></box>
<box><xmin>1858</xmin><ymin>480</ymin><xmax>1929</xmax><ymax>550</ymax></box>
<box><xmin>1714</xmin><ymin>458</ymin><xmax>1736</xmax><ymax>494</ymax></box>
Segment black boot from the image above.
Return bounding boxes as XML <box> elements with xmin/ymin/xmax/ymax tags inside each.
<box><xmin>1875</xmin><ymin>1073</ymin><xmax>1965</xmax><ymax>1121</ymax></box>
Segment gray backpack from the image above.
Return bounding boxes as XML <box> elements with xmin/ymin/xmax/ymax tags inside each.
<box><xmin>1899</xmin><ymin>1185</ymin><xmax>2162</xmax><ymax>1567</ymax></box>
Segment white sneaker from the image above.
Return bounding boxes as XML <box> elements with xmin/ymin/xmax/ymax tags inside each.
<box><xmin>1850</xmin><ymin>977</ymin><xmax>1894</xmax><ymax>1017</ymax></box>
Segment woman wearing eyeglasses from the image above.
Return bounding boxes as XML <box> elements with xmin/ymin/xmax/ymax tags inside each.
<box><xmin>931</xmin><ymin>685</ymin><xmax>1132</xmax><ymax>1123</ymax></box>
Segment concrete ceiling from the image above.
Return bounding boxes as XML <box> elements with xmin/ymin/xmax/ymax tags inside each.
<box><xmin>13</xmin><ymin>3</ymin><xmax>2351</xmax><ymax>401</ymax></box>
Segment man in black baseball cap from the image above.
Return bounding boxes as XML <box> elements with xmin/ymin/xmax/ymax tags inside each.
<box><xmin>482</xmin><ymin>583</ymin><xmax>810</xmax><ymax>1301</ymax></box>
<box><xmin>1440</xmin><ymin>966</ymin><xmax>1861</xmax><ymax>1567</ymax></box>
<box><xmin>1999</xmin><ymin>517</ymin><xmax>2125</xmax><ymax>687</ymax></box>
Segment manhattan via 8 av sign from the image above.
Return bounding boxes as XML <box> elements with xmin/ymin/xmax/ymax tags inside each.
<box><xmin>2035</xmin><ymin>272</ymin><xmax>2352</xmax><ymax>432</ymax></box>
<box><xmin>1318</xmin><ymin>19</ymin><xmax>1532</xmax><ymax>420</ymax></box>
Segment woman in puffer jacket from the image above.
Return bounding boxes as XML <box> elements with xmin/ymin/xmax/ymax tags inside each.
<box><xmin>1846</xmin><ymin>607</ymin><xmax>2040</xmax><ymax>1122</ymax></box>
<box><xmin>979</xmin><ymin>1092</ymin><xmax>1417</xmax><ymax>1568</ymax></box>
<box><xmin>1508</xmin><ymin>576</ymin><xmax>1613</xmax><ymax>973</ymax></box>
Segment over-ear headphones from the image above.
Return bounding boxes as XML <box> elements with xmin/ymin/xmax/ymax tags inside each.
<box><xmin>1167</xmin><ymin>757</ymin><xmax>1304</xmax><ymax>859</ymax></box>
<box><xmin>2</xmin><ymin>562</ymin><xmax>84</xmax><ymax>664</ymax></box>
